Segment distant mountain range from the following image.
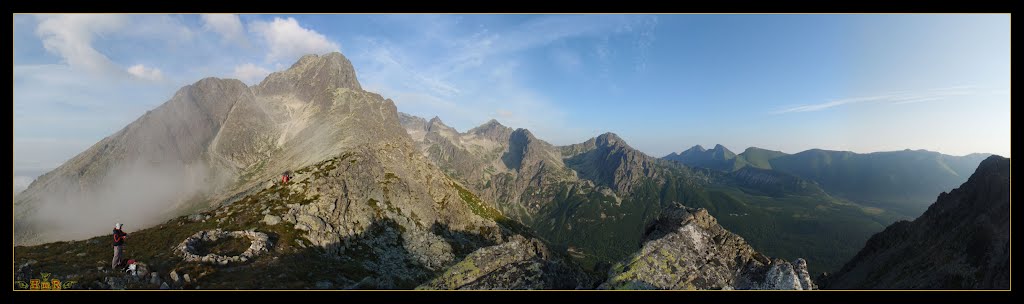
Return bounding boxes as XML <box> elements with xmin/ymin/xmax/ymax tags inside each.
<box><xmin>664</xmin><ymin>144</ymin><xmax>991</xmax><ymax>218</ymax></box>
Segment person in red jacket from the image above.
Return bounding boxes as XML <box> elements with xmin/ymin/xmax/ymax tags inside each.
<box><xmin>112</xmin><ymin>223</ymin><xmax>128</xmax><ymax>270</ymax></box>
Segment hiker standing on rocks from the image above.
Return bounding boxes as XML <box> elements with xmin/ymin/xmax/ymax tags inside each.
<box><xmin>112</xmin><ymin>223</ymin><xmax>128</xmax><ymax>270</ymax></box>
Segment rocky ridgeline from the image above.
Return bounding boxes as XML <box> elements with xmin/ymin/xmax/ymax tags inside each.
<box><xmin>601</xmin><ymin>204</ymin><xmax>816</xmax><ymax>290</ymax></box>
<box><xmin>177</xmin><ymin>229</ymin><xmax>271</xmax><ymax>265</ymax></box>
<box><xmin>418</xmin><ymin>234</ymin><xmax>595</xmax><ymax>290</ymax></box>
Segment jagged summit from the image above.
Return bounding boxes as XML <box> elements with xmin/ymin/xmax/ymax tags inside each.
<box><xmin>426</xmin><ymin>116</ymin><xmax>457</xmax><ymax>134</ymax></box>
<box><xmin>254</xmin><ymin>52</ymin><xmax>362</xmax><ymax>104</ymax></box>
<box><xmin>483</xmin><ymin>118</ymin><xmax>502</xmax><ymax>126</ymax></box>
<box><xmin>685</xmin><ymin>145</ymin><xmax>706</xmax><ymax>153</ymax></box>
<box><xmin>468</xmin><ymin>119</ymin><xmax>513</xmax><ymax>141</ymax></box>
<box><xmin>595</xmin><ymin>132</ymin><xmax>628</xmax><ymax>148</ymax></box>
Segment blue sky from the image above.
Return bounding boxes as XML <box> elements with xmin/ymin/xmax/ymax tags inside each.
<box><xmin>13</xmin><ymin>14</ymin><xmax>1011</xmax><ymax>191</ymax></box>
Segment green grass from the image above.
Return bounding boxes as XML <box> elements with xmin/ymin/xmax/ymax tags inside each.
<box><xmin>452</xmin><ymin>182</ymin><xmax>505</xmax><ymax>221</ymax></box>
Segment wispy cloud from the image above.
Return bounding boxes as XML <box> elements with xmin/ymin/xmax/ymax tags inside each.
<box><xmin>34</xmin><ymin>14</ymin><xmax>129</xmax><ymax>75</ymax></box>
<box><xmin>350</xmin><ymin>15</ymin><xmax>654</xmax><ymax>144</ymax></box>
<box><xmin>33</xmin><ymin>14</ymin><xmax>197</xmax><ymax>80</ymax></box>
<box><xmin>771</xmin><ymin>86</ymin><xmax>979</xmax><ymax>114</ymax></box>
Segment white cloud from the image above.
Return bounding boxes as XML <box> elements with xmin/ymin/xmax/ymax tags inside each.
<box><xmin>249</xmin><ymin>17</ymin><xmax>340</xmax><ymax>63</ymax></box>
<box><xmin>772</xmin><ymin>86</ymin><xmax>979</xmax><ymax>114</ymax></box>
<box><xmin>126</xmin><ymin>64</ymin><xmax>164</xmax><ymax>81</ymax></box>
<box><xmin>357</xmin><ymin>38</ymin><xmax>461</xmax><ymax>98</ymax></box>
<box><xmin>232</xmin><ymin>63</ymin><xmax>271</xmax><ymax>85</ymax></box>
<box><xmin>201</xmin><ymin>14</ymin><xmax>247</xmax><ymax>45</ymax></box>
<box><xmin>34</xmin><ymin>14</ymin><xmax>128</xmax><ymax>75</ymax></box>
<box><xmin>33</xmin><ymin>14</ymin><xmax>195</xmax><ymax>79</ymax></box>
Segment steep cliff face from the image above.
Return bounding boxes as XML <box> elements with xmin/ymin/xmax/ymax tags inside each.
<box><xmin>824</xmin><ymin>155</ymin><xmax>1010</xmax><ymax>289</ymax></box>
<box><xmin>601</xmin><ymin>204</ymin><xmax>815</xmax><ymax>290</ymax></box>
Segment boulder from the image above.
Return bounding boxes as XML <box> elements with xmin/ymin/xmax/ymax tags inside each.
<box><xmin>170</xmin><ymin>270</ymin><xmax>181</xmax><ymax>285</ymax></box>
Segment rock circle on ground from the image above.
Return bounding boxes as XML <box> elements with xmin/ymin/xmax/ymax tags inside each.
<box><xmin>176</xmin><ymin>229</ymin><xmax>271</xmax><ymax>266</ymax></box>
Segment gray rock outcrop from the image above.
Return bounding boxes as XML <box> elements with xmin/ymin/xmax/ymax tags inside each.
<box><xmin>418</xmin><ymin>235</ymin><xmax>594</xmax><ymax>290</ymax></box>
<box><xmin>600</xmin><ymin>204</ymin><xmax>815</xmax><ymax>290</ymax></box>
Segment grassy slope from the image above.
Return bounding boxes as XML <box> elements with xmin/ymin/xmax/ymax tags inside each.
<box><xmin>13</xmin><ymin>156</ymin><xmax>361</xmax><ymax>289</ymax></box>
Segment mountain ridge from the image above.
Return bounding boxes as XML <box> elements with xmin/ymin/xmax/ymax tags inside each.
<box><xmin>663</xmin><ymin>144</ymin><xmax>993</xmax><ymax>218</ymax></box>
<box><xmin>823</xmin><ymin>155</ymin><xmax>1009</xmax><ymax>289</ymax></box>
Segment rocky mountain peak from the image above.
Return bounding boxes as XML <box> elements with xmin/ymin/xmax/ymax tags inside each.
<box><xmin>510</xmin><ymin>128</ymin><xmax>536</xmax><ymax>142</ymax></box>
<box><xmin>468</xmin><ymin>118</ymin><xmax>514</xmax><ymax>141</ymax></box>
<box><xmin>254</xmin><ymin>52</ymin><xmax>361</xmax><ymax>103</ymax></box>
<box><xmin>426</xmin><ymin>116</ymin><xmax>455</xmax><ymax>133</ymax></box>
<box><xmin>596</xmin><ymin>132</ymin><xmax>628</xmax><ymax>149</ymax></box>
